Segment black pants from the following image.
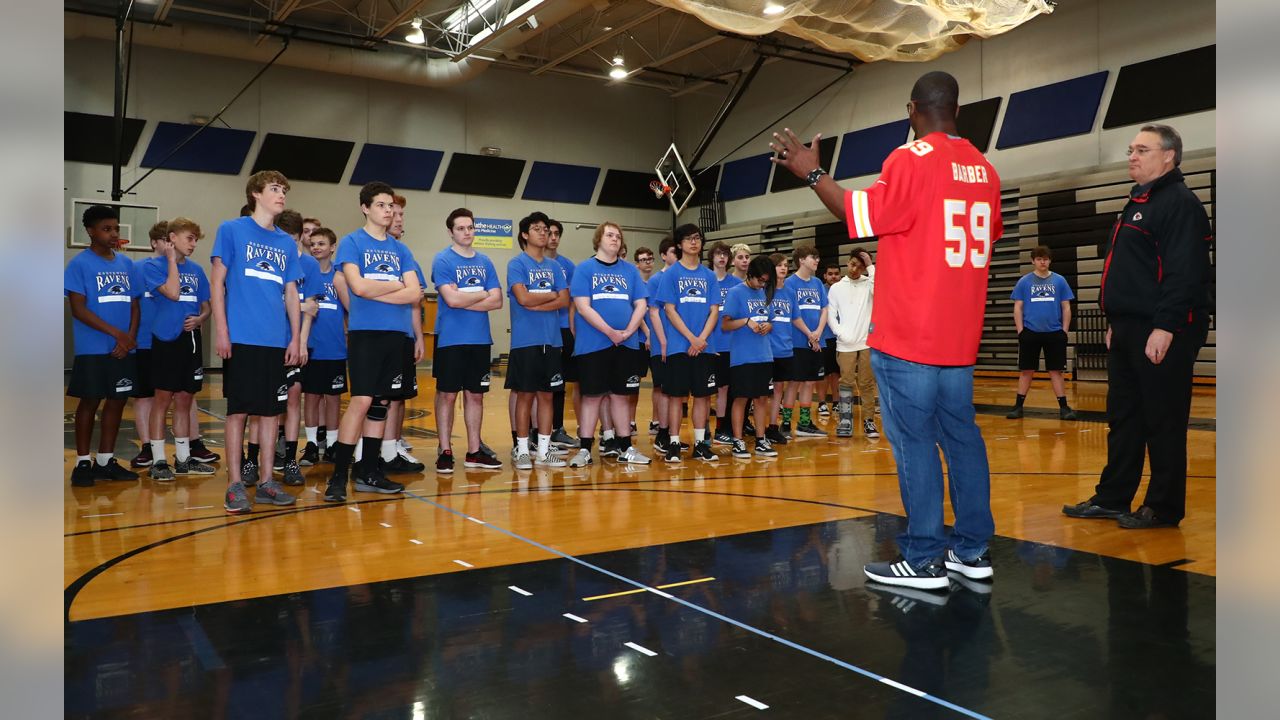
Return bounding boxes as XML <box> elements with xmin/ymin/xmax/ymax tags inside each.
<box><xmin>1090</xmin><ymin>313</ymin><xmax>1208</xmax><ymax>522</ymax></box>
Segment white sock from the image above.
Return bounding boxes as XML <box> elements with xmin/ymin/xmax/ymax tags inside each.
<box><xmin>305</xmin><ymin>426</ymin><xmax>318</xmax><ymax>444</ymax></box>
<box><xmin>602</xmin><ymin>429</ymin><xmax>616</xmax><ymax>442</ymax></box>
<box><xmin>694</xmin><ymin>428</ymin><xmax>706</xmax><ymax>443</ymax></box>
<box><xmin>537</xmin><ymin>434</ymin><xmax>551</xmax><ymax>458</ymax></box>
<box><xmin>517</xmin><ymin>436</ymin><xmax>530</xmax><ymax>455</ymax></box>
<box><xmin>354</xmin><ymin>442</ymin><xmax>363</xmax><ymax>462</ymax></box>
<box><xmin>150</xmin><ymin>441</ymin><xmax>166</xmax><ymax>463</ymax></box>
<box><xmin>175</xmin><ymin>438</ymin><xmax>190</xmax><ymax>463</ymax></box>
<box><xmin>670</xmin><ymin>433</ymin><xmax>680</xmax><ymax>449</ymax></box>
<box><xmin>381</xmin><ymin>440</ymin><xmax>398</xmax><ymax>462</ymax></box>
<box><xmin>77</xmin><ymin>454</ymin><xmax>91</xmax><ymax>464</ymax></box>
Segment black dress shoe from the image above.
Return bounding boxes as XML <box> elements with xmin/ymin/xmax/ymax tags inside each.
<box><xmin>1118</xmin><ymin>506</ymin><xmax>1179</xmax><ymax>529</ymax></box>
<box><xmin>1062</xmin><ymin>500</ymin><xmax>1126</xmax><ymax>519</ymax></box>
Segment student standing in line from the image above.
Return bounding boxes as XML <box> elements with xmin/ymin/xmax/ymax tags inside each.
<box><xmin>720</xmin><ymin>255</ymin><xmax>781</xmax><ymax>459</ymax></box>
<box><xmin>707</xmin><ymin>241</ymin><xmax>742</xmax><ymax>446</ymax></box>
<box><xmin>783</xmin><ymin>244</ymin><xmax>830</xmax><ymax>438</ymax></box>
<box><xmin>300</xmin><ymin>227</ymin><xmax>348</xmax><ymax>466</ymax></box>
<box><xmin>127</xmin><ymin>221</ymin><xmax>166</xmax><ymax>470</ymax></box>
<box><xmin>1006</xmin><ymin>245</ymin><xmax>1078</xmax><ymax>420</ymax></box>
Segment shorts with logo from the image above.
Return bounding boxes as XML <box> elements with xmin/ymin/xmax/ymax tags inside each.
<box><xmin>662</xmin><ymin>352</ymin><xmax>717</xmax><ymax>398</ymax></box>
<box><xmin>730</xmin><ymin>362</ymin><xmax>774</xmax><ymax>399</ymax></box>
<box><xmin>67</xmin><ymin>353</ymin><xmax>139</xmax><ymax>400</ymax></box>
<box><xmin>1018</xmin><ymin>329</ymin><xmax>1069</xmax><ymax>371</ymax></box>
<box><xmin>504</xmin><ymin>344</ymin><xmax>564</xmax><ymax>393</ymax></box>
<box><xmin>302</xmin><ymin>358</ymin><xmax>348</xmax><ymax>395</ymax></box>
<box><xmin>577</xmin><ymin>346</ymin><xmax>646</xmax><ymax>396</ymax></box>
<box><xmin>348</xmin><ymin>330</ymin><xmax>416</xmax><ymax>399</ymax></box>
<box><xmin>285</xmin><ymin>363</ymin><xmax>303</xmax><ymax>387</ymax></box>
<box><xmin>788</xmin><ymin>347</ymin><xmax>826</xmax><ymax>382</ymax></box>
<box><xmin>223</xmin><ymin>343</ymin><xmax>287</xmax><ymax>416</ymax></box>
<box><xmin>433</xmin><ymin>344</ymin><xmax>493</xmax><ymax>394</ymax></box>
<box><xmin>772</xmin><ymin>355</ymin><xmax>795</xmax><ymax>384</ymax></box>
<box><xmin>823</xmin><ymin>337</ymin><xmax>839</xmax><ymax>375</ymax></box>
<box><xmin>151</xmin><ymin>330</ymin><xmax>205</xmax><ymax>394</ymax></box>
<box><xmin>649</xmin><ymin>355</ymin><xmax>666</xmax><ymax>391</ymax></box>
<box><xmin>559</xmin><ymin>328</ymin><xmax>578</xmax><ymax>382</ymax></box>
<box><xmin>132</xmin><ymin>349</ymin><xmax>154</xmax><ymax>398</ymax></box>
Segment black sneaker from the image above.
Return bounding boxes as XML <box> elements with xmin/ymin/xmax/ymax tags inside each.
<box><xmin>1005</xmin><ymin>406</ymin><xmax>1024</xmax><ymax>419</ymax></box>
<box><xmin>863</xmin><ymin>419</ymin><xmax>880</xmax><ymax>439</ymax></box>
<box><xmin>189</xmin><ymin>439</ymin><xmax>220</xmax><ymax>464</ymax></box>
<box><xmin>712</xmin><ymin>430</ymin><xmax>734</xmax><ymax>446</ymax></box>
<box><xmin>648</xmin><ymin>420</ymin><xmax>659</xmax><ymax>436</ymax></box>
<box><xmin>436</xmin><ymin>450</ymin><xmax>455</xmax><ymax>474</ymax></box>
<box><xmin>663</xmin><ymin>444</ymin><xmax>682</xmax><ymax>464</ymax></box>
<box><xmin>691</xmin><ymin>441</ymin><xmax>718</xmax><ymax>462</ymax></box>
<box><xmin>817</xmin><ymin>402</ymin><xmax>830</xmax><ymax>416</ymax></box>
<box><xmin>464</xmin><ymin>448</ymin><xmax>502</xmax><ymax>469</ymax></box>
<box><xmin>150</xmin><ymin>460</ymin><xmax>175</xmax><ymax>482</ymax></box>
<box><xmin>130</xmin><ymin>444</ymin><xmax>154</xmax><ymax>469</ymax></box>
<box><xmin>863</xmin><ymin>556</ymin><xmax>949</xmax><ymax>591</ymax></box>
<box><xmin>1060</xmin><ymin>406</ymin><xmax>1078</xmax><ymax>421</ymax></box>
<box><xmin>384</xmin><ymin>454</ymin><xmax>426</xmax><ymax>474</ymax></box>
<box><xmin>354</xmin><ymin>472</ymin><xmax>405</xmax><ymax>494</ymax></box>
<box><xmin>299</xmin><ymin>442</ymin><xmax>319</xmax><ymax>466</ymax></box>
<box><xmin>944</xmin><ymin>549</ymin><xmax>994</xmax><ymax>580</ymax></box>
<box><xmin>93</xmin><ymin>458</ymin><xmax>139</xmax><ymax>481</ymax></box>
<box><xmin>754</xmin><ymin>438</ymin><xmax>778</xmax><ymax>457</ymax></box>
<box><xmin>281</xmin><ymin>460</ymin><xmax>305</xmax><ymax>486</ymax></box>
<box><xmin>241</xmin><ymin>457</ymin><xmax>259</xmax><ymax>488</ymax></box>
<box><xmin>71</xmin><ymin>460</ymin><xmax>95</xmax><ymax>487</ymax></box>
<box><xmin>731</xmin><ymin>439</ymin><xmax>751</xmax><ymax>459</ymax></box>
<box><xmin>742</xmin><ymin>419</ymin><xmax>756</xmax><ymax>437</ymax></box>
<box><xmin>272</xmin><ymin>451</ymin><xmax>287</xmax><ymax>472</ymax></box>
<box><xmin>795</xmin><ymin>421</ymin><xmax>825</xmax><ymax>438</ymax></box>
<box><xmin>765</xmin><ymin>426</ymin><xmax>788</xmax><ymax>445</ymax></box>
<box><xmin>600</xmin><ymin>440</ymin><xmax>621</xmax><ymax>459</ymax></box>
<box><xmin>323</xmin><ymin>468</ymin><xmax>348</xmax><ymax>503</ymax></box>
<box><xmin>781</xmin><ymin>421</ymin><xmax>793</xmax><ymax>440</ymax></box>
<box><xmin>1061</xmin><ymin>500</ymin><xmax>1126</xmax><ymax>519</ymax></box>
<box><xmin>320</xmin><ymin>445</ymin><xmax>333</xmax><ymax>464</ymax></box>
<box><xmin>173</xmin><ymin>458</ymin><xmax>216</xmax><ymax>476</ymax></box>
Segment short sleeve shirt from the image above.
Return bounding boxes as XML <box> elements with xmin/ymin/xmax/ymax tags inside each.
<box><xmin>646</xmin><ymin>271</ymin><xmax>667</xmax><ymax>357</ymax></box>
<box><xmin>143</xmin><ymin>257</ymin><xmax>210</xmax><ymax>343</ymax></box>
<box><xmin>431</xmin><ymin>246</ymin><xmax>500</xmax><ymax>348</ymax></box>
<box><xmin>722</xmin><ymin>283</ymin><xmax>773</xmax><ymax>366</ymax></box>
<box><xmin>334</xmin><ymin>228</ymin><xmax>420</xmax><ymax>335</ymax></box>
<box><xmin>64</xmin><ymin>249</ymin><xmax>138</xmax><ymax>356</ymax></box>
<box><xmin>507</xmin><ymin>253</ymin><xmax>565</xmax><ymax>350</ymax></box>
<box><xmin>656</xmin><ymin>262</ymin><xmax>719</xmax><ymax>356</ymax></box>
<box><xmin>785</xmin><ymin>273</ymin><xmax>828</xmax><ymax>348</ymax></box>
<box><xmin>570</xmin><ymin>256</ymin><xmax>648</xmax><ymax>355</ymax></box>
<box><xmin>211</xmin><ymin>217</ymin><xmax>304</xmax><ymax>348</ymax></box>
<box><xmin>767</xmin><ymin>283</ymin><xmax>796</xmax><ymax>359</ymax></box>
<box><xmin>553</xmin><ymin>254</ymin><xmax>575</xmax><ymax>330</ymax></box>
<box><xmin>309</xmin><ymin>267</ymin><xmax>347</xmax><ymax>360</ymax></box>
<box><xmin>710</xmin><ymin>274</ymin><xmax>743</xmax><ymax>354</ymax></box>
<box><xmin>1012</xmin><ymin>271</ymin><xmax>1074</xmax><ymax>332</ymax></box>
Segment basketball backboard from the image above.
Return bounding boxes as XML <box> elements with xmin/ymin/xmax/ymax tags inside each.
<box><xmin>654</xmin><ymin>144</ymin><xmax>696</xmax><ymax>216</ymax></box>
<box><xmin>68</xmin><ymin>198</ymin><xmax>160</xmax><ymax>252</ymax></box>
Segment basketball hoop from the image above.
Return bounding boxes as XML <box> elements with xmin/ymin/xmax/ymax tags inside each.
<box><xmin>649</xmin><ymin>179</ymin><xmax>670</xmax><ymax>199</ymax></box>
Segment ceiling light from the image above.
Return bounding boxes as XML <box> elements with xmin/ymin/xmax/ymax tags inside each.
<box><xmin>763</xmin><ymin>3</ymin><xmax>785</xmax><ymax>15</ymax></box>
<box><xmin>406</xmin><ymin>17</ymin><xmax>426</xmax><ymax>44</ymax></box>
<box><xmin>609</xmin><ymin>53</ymin><xmax>627</xmax><ymax>79</ymax></box>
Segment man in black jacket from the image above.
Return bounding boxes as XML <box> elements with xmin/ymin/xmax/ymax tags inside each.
<box><xmin>1063</xmin><ymin>124</ymin><xmax>1212</xmax><ymax>529</ymax></box>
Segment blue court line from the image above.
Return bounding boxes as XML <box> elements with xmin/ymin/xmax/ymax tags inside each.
<box><xmin>404</xmin><ymin>490</ymin><xmax>991</xmax><ymax>720</ymax></box>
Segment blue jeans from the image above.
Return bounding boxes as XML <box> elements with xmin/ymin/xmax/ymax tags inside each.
<box><xmin>870</xmin><ymin>349</ymin><xmax>994</xmax><ymax>566</ymax></box>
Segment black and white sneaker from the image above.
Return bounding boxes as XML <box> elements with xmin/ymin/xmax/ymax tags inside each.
<box><xmin>863</xmin><ymin>557</ymin><xmax>949</xmax><ymax>591</ymax></box>
<box><xmin>742</xmin><ymin>419</ymin><xmax>756</xmax><ymax>437</ymax></box>
<box><xmin>129</xmin><ymin>444</ymin><xmax>154</xmax><ymax>469</ymax></box>
<box><xmin>549</xmin><ymin>427</ymin><xmax>577</xmax><ymax>449</ymax></box>
<box><xmin>863</xmin><ymin>419</ymin><xmax>880</xmax><ymax>439</ymax></box>
<box><xmin>795</xmin><ymin>422</ymin><xmax>825</xmax><ymax>438</ymax></box>
<box><xmin>323</xmin><ymin>468</ymin><xmax>348</xmax><ymax>503</ymax></box>
<box><xmin>384</xmin><ymin>454</ymin><xmax>426</xmax><ymax>474</ymax></box>
<box><xmin>353</xmin><ymin>464</ymin><xmax>405</xmax><ymax>494</ymax></box>
<box><xmin>299</xmin><ymin>442</ymin><xmax>319</xmax><ymax>466</ymax></box>
<box><xmin>944</xmin><ymin>549</ymin><xmax>993</xmax><ymax>580</ymax></box>
<box><xmin>712</xmin><ymin>430</ymin><xmax>734</xmax><ymax>446</ymax></box>
<box><xmin>189</xmin><ymin>439</ymin><xmax>220</xmax><ymax>464</ymax></box>
<box><xmin>173</xmin><ymin>458</ymin><xmax>216</xmax><ymax>476</ymax></box>
<box><xmin>731</xmin><ymin>439</ymin><xmax>751</xmax><ymax>459</ymax></box>
<box><xmin>150</xmin><ymin>460</ymin><xmax>175</xmax><ymax>482</ymax></box>
<box><xmin>241</xmin><ymin>458</ymin><xmax>259</xmax><ymax>487</ymax></box>
<box><xmin>817</xmin><ymin>402</ymin><xmax>830</xmax><ymax>416</ymax></box>
<box><xmin>663</xmin><ymin>444</ymin><xmax>681</xmax><ymax>464</ymax></box>
<box><xmin>272</xmin><ymin>451</ymin><xmax>287</xmax><ymax>472</ymax></box>
<box><xmin>648</xmin><ymin>420</ymin><xmax>659</xmax><ymax>436</ymax></box>
<box><xmin>692</xmin><ymin>441</ymin><xmax>718</xmax><ymax>462</ymax></box>
<box><xmin>765</xmin><ymin>426</ymin><xmax>788</xmax><ymax>445</ymax></box>
<box><xmin>754</xmin><ymin>438</ymin><xmax>778</xmax><ymax>457</ymax></box>
<box><xmin>281</xmin><ymin>460</ymin><xmax>305</xmax><ymax>486</ymax></box>
<box><xmin>600</xmin><ymin>439</ymin><xmax>621</xmax><ymax>458</ymax></box>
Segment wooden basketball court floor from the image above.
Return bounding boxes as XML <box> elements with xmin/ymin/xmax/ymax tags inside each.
<box><xmin>64</xmin><ymin>374</ymin><xmax>1216</xmax><ymax>718</ymax></box>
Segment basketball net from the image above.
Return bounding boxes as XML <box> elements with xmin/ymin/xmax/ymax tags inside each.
<box><xmin>649</xmin><ymin>179</ymin><xmax>670</xmax><ymax>199</ymax></box>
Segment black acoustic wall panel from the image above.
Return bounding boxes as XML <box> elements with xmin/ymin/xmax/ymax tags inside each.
<box><xmin>522</xmin><ymin>161</ymin><xmax>600</xmax><ymax>204</ymax></box>
<box><xmin>65</xmin><ymin>111</ymin><xmax>146</xmax><ymax>165</ymax></box>
<box><xmin>439</xmin><ymin>153</ymin><xmax>526</xmax><ymax>198</ymax></box>
<box><xmin>1103</xmin><ymin>46</ymin><xmax>1215</xmax><ymax>128</ymax></box>
<box><xmin>996</xmin><ymin>72</ymin><xmax>1108</xmax><ymax>149</ymax></box>
<box><xmin>251</xmin><ymin>133</ymin><xmax>354</xmax><ymax>183</ymax></box>
<box><xmin>771</xmin><ymin>135</ymin><xmax>837</xmax><ymax>193</ymax></box>
<box><xmin>718</xmin><ymin>153</ymin><xmax>773</xmax><ymax>201</ymax></box>
<box><xmin>689</xmin><ymin>165</ymin><xmax>722</xmax><ymax>206</ymax></box>
<box><xmin>833</xmin><ymin>120</ymin><xmax>910</xmax><ymax>180</ymax></box>
<box><xmin>141</xmin><ymin>122</ymin><xmax>255</xmax><ymax>175</ymax></box>
<box><xmin>956</xmin><ymin>97</ymin><xmax>1002</xmax><ymax>152</ymax></box>
<box><xmin>597</xmin><ymin>169</ymin><xmax>670</xmax><ymax>210</ymax></box>
<box><xmin>349</xmin><ymin>143</ymin><xmax>444</xmax><ymax>191</ymax></box>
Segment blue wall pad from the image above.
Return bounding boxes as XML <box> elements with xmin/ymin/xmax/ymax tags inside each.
<box><xmin>833</xmin><ymin>120</ymin><xmax>910</xmax><ymax>180</ymax></box>
<box><xmin>718</xmin><ymin>153</ymin><xmax>774</xmax><ymax>202</ymax></box>
<box><xmin>349</xmin><ymin>143</ymin><xmax>445</xmax><ymax>191</ymax></box>
<box><xmin>141</xmin><ymin>122</ymin><xmax>255</xmax><ymax>175</ymax></box>
<box><xmin>522</xmin><ymin>161</ymin><xmax>601</xmax><ymax>204</ymax></box>
<box><xmin>996</xmin><ymin>71</ymin><xmax>1109</xmax><ymax>150</ymax></box>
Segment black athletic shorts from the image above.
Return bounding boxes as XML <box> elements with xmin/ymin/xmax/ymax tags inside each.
<box><xmin>789</xmin><ymin>347</ymin><xmax>826</xmax><ymax>382</ymax></box>
<box><xmin>132</xmin><ymin>348</ymin><xmax>154</xmax><ymax>398</ymax></box>
<box><xmin>772</xmin><ymin>355</ymin><xmax>795</xmax><ymax>384</ymax></box>
<box><xmin>577</xmin><ymin>346</ymin><xmax>645</xmax><ymax>397</ymax></box>
<box><xmin>433</xmin><ymin>344</ymin><xmax>493</xmax><ymax>394</ymax></box>
<box><xmin>151</xmin><ymin>330</ymin><xmax>205</xmax><ymax>394</ymax></box>
<box><xmin>559</xmin><ymin>328</ymin><xmax>578</xmax><ymax>383</ymax></box>
<box><xmin>285</xmin><ymin>363</ymin><xmax>303</xmax><ymax>387</ymax></box>
<box><xmin>649</xmin><ymin>354</ymin><xmax>666</xmax><ymax>391</ymax></box>
<box><xmin>348</xmin><ymin>330</ymin><xmax>415</xmax><ymax>399</ymax></box>
<box><xmin>823</xmin><ymin>338</ymin><xmax>839</xmax><ymax>375</ymax></box>
<box><xmin>1018</xmin><ymin>329</ymin><xmax>1069</xmax><ymax>371</ymax></box>
<box><xmin>662</xmin><ymin>352</ymin><xmax>717</xmax><ymax>398</ymax></box>
<box><xmin>504</xmin><ymin>344</ymin><xmax>564</xmax><ymax>393</ymax></box>
<box><xmin>223</xmin><ymin>343</ymin><xmax>287</xmax><ymax>416</ymax></box>
<box><xmin>302</xmin><ymin>358</ymin><xmax>348</xmax><ymax>395</ymax></box>
<box><xmin>730</xmin><ymin>362</ymin><xmax>774</xmax><ymax>399</ymax></box>
<box><xmin>67</xmin><ymin>353</ymin><xmax>138</xmax><ymax>400</ymax></box>
<box><xmin>715</xmin><ymin>351</ymin><xmax>732</xmax><ymax>388</ymax></box>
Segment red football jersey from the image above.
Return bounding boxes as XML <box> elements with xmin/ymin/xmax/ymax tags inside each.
<box><xmin>844</xmin><ymin>132</ymin><xmax>1003</xmax><ymax>366</ymax></box>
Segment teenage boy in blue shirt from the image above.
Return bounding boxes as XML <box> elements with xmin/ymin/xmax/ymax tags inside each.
<box><xmin>300</xmin><ymin>227</ymin><xmax>348</xmax><ymax>466</ymax></box>
<box><xmin>65</xmin><ymin>205</ymin><xmax>142</xmax><ymax>486</ymax></box>
<box><xmin>647</xmin><ymin>236</ymin><xmax>678</xmax><ymax>447</ymax></box>
<box><xmin>127</xmin><ymin>221</ymin><xmax>165</xmax><ymax>470</ymax></box>
<box><xmin>1007</xmin><ymin>245</ymin><xmax>1078</xmax><ymax>420</ymax></box>
<box><xmin>210</xmin><ymin>171</ymin><xmax>304</xmax><ymax>512</ymax></box>
<box><xmin>720</xmin><ymin>255</ymin><xmax>782</xmax><ymax>459</ymax></box>
<box><xmin>376</xmin><ymin>194</ymin><xmax>428</xmax><ymax>474</ymax></box>
<box><xmin>546</xmin><ymin>219</ymin><xmax>578</xmax><ymax>449</ymax></box>
<box><xmin>784</xmin><ymin>244</ymin><xmax>830</xmax><ymax>437</ymax></box>
<box><xmin>707</xmin><ymin>241</ymin><xmax>742</xmax><ymax>446</ymax></box>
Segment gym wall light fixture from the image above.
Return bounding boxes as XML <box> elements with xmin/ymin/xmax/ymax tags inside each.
<box><xmin>406</xmin><ymin>18</ymin><xmax>426</xmax><ymax>45</ymax></box>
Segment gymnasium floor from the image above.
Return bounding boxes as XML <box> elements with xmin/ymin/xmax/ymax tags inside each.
<box><xmin>64</xmin><ymin>374</ymin><xmax>1216</xmax><ymax>719</ymax></box>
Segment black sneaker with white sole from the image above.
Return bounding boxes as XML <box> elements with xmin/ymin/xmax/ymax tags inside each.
<box><xmin>299</xmin><ymin>442</ymin><xmax>319</xmax><ymax>466</ymax></box>
<box><xmin>353</xmin><ymin>463</ymin><xmax>404</xmax><ymax>494</ymax></box>
<box><xmin>130</xmin><ymin>445</ymin><xmax>154</xmax><ymax>469</ymax></box>
<box><xmin>712</xmin><ymin>430</ymin><xmax>734</xmax><ymax>446</ymax></box>
<box><xmin>753</xmin><ymin>438</ymin><xmax>778</xmax><ymax>457</ymax></box>
<box><xmin>663</xmin><ymin>444</ymin><xmax>682</xmax><ymax>464</ymax></box>
<box><xmin>765</xmin><ymin>426</ymin><xmax>788</xmax><ymax>445</ymax></box>
<box><xmin>691</xmin><ymin>441</ymin><xmax>717</xmax><ymax>462</ymax></box>
<box><xmin>323</xmin><ymin>468</ymin><xmax>348</xmax><ymax>503</ymax></box>
<box><xmin>863</xmin><ymin>557</ymin><xmax>949</xmax><ymax>591</ymax></box>
<box><xmin>189</xmin><ymin>439</ymin><xmax>220</xmax><ymax>464</ymax></box>
<box><xmin>794</xmin><ymin>422</ymin><xmax>825</xmax><ymax>438</ymax></box>
<box><xmin>944</xmin><ymin>549</ymin><xmax>993</xmax><ymax>580</ymax></box>
<box><xmin>730</xmin><ymin>439</ymin><xmax>751</xmax><ymax>459</ymax></box>
<box><xmin>173</xmin><ymin>458</ymin><xmax>217</xmax><ymax>476</ymax></box>
<box><xmin>863</xmin><ymin>419</ymin><xmax>880</xmax><ymax>439</ymax></box>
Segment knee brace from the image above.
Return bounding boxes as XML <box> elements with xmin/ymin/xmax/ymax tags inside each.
<box><xmin>366</xmin><ymin>398</ymin><xmax>390</xmax><ymax>422</ymax></box>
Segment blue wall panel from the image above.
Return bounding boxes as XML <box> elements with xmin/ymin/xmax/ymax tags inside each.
<box><xmin>349</xmin><ymin>143</ymin><xmax>444</xmax><ymax>191</ymax></box>
<box><xmin>833</xmin><ymin>120</ymin><xmax>910</xmax><ymax>180</ymax></box>
<box><xmin>996</xmin><ymin>71</ymin><xmax>1109</xmax><ymax>149</ymax></box>
<box><xmin>142</xmin><ymin>122</ymin><xmax>255</xmax><ymax>175</ymax></box>
<box><xmin>521</xmin><ymin>161</ymin><xmax>601</xmax><ymax>204</ymax></box>
<box><xmin>718</xmin><ymin>153</ymin><xmax>773</xmax><ymax>201</ymax></box>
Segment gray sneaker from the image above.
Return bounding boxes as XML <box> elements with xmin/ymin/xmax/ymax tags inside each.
<box><xmin>549</xmin><ymin>427</ymin><xmax>576</xmax><ymax>449</ymax></box>
<box><xmin>255</xmin><ymin>480</ymin><xmax>297</xmax><ymax>506</ymax></box>
<box><xmin>567</xmin><ymin>448</ymin><xmax>592</xmax><ymax>467</ymax></box>
<box><xmin>150</xmin><ymin>460</ymin><xmax>175</xmax><ymax>482</ymax></box>
<box><xmin>513</xmin><ymin>452</ymin><xmax>533</xmax><ymax>470</ymax></box>
<box><xmin>281</xmin><ymin>460</ymin><xmax>305</xmax><ymax>486</ymax></box>
<box><xmin>224</xmin><ymin>481</ymin><xmax>251</xmax><ymax>514</ymax></box>
<box><xmin>173</xmin><ymin>458</ymin><xmax>216</xmax><ymax>476</ymax></box>
<box><xmin>617</xmin><ymin>446</ymin><xmax>651</xmax><ymax>465</ymax></box>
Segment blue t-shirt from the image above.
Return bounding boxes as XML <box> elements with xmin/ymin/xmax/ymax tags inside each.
<box><xmin>142</xmin><ymin>257</ymin><xmax>210</xmax><ymax>343</ymax></box>
<box><xmin>507</xmin><ymin>252</ymin><xmax>565</xmax><ymax>349</ymax></box>
<box><xmin>310</xmin><ymin>267</ymin><xmax>347</xmax><ymax>360</ymax></box>
<box><xmin>722</xmin><ymin>283</ymin><xmax>774</xmax><ymax>366</ymax></box>
<box><xmin>710</xmin><ymin>273</ymin><xmax>743</xmax><ymax>354</ymax></box>
<box><xmin>431</xmin><ymin>246</ymin><xmax>500</xmax><ymax>348</ymax></box>
<box><xmin>786</xmin><ymin>273</ymin><xmax>828</xmax><ymax>348</ymax></box>
<box><xmin>295</xmin><ymin>252</ymin><xmax>325</xmax><ymax>303</ymax></box>
<box><xmin>137</xmin><ymin>263</ymin><xmax>157</xmax><ymax>351</ymax></box>
<box><xmin>646</xmin><ymin>271</ymin><xmax>666</xmax><ymax>357</ymax></box>
<box><xmin>334</xmin><ymin>228</ymin><xmax>420</xmax><ymax>335</ymax></box>
<box><xmin>656</xmin><ymin>262</ymin><xmax>720</xmax><ymax>357</ymax></box>
<box><xmin>64</xmin><ymin>249</ymin><xmax>139</xmax><ymax>356</ymax></box>
<box><xmin>570</xmin><ymin>256</ymin><xmax>648</xmax><ymax>355</ymax></box>
<box><xmin>1012</xmin><ymin>271</ymin><xmax>1074</xmax><ymax>332</ymax></box>
<box><xmin>767</xmin><ymin>284</ymin><xmax>796</xmax><ymax>359</ymax></box>
<box><xmin>211</xmin><ymin>217</ymin><xmax>304</xmax><ymax>348</ymax></box>
<box><xmin>552</xmin><ymin>254</ymin><xmax>575</xmax><ymax>330</ymax></box>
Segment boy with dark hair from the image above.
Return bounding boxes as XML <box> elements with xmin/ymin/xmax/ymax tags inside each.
<box><xmin>127</xmin><ymin>220</ymin><xmax>166</xmax><ymax>470</ymax></box>
<box><xmin>431</xmin><ymin>207</ymin><xmax>504</xmax><ymax>472</ymax></box>
<box><xmin>323</xmin><ymin>182</ymin><xmax>423</xmax><ymax>502</ymax></box>
<box><xmin>655</xmin><ymin>223</ymin><xmax>720</xmax><ymax>464</ymax></box>
<box><xmin>633</xmin><ymin>246</ymin><xmax>656</xmax><ymax>282</ymax></box>
<box><xmin>828</xmin><ymin>249</ymin><xmax>878</xmax><ymax>438</ymax></box>
<box><xmin>764</xmin><ymin>253</ymin><xmax>796</xmax><ymax>445</ymax></box>
<box><xmin>721</xmin><ymin>255</ymin><xmax>781</xmax><ymax>458</ymax></box>
<box><xmin>707</xmin><ymin>240</ymin><xmax>741</xmax><ymax>446</ymax></box>
<box><xmin>210</xmin><ymin>170</ymin><xmax>304</xmax><ymax>512</ymax></box>
<box><xmin>546</xmin><ymin>218</ymin><xmax>578</xmax><ymax>450</ymax></box>
<box><xmin>65</xmin><ymin>205</ymin><xmax>142</xmax><ymax>486</ymax></box>
<box><xmin>301</xmin><ymin>227</ymin><xmax>348</xmax><ymax>465</ymax></box>
<box><xmin>143</xmin><ymin>217</ymin><xmax>215</xmax><ymax>480</ymax></box>
<box><xmin>784</xmin><ymin>244</ymin><xmax>830</xmax><ymax>437</ymax></box>
<box><xmin>817</xmin><ymin>259</ymin><xmax>843</xmax><ymax>415</ymax></box>
<box><xmin>647</xmin><ymin>236</ymin><xmax>679</xmax><ymax>444</ymax></box>
<box><xmin>1007</xmin><ymin>245</ymin><xmax>1077</xmax><ymax>420</ymax></box>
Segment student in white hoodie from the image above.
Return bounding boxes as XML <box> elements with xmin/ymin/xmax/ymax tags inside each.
<box><xmin>827</xmin><ymin>248</ymin><xmax>879</xmax><ymax>438</ymax></box>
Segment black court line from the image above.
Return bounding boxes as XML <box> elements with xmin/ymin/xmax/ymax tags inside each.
<box><xmin>1158</xmin><ymin>558</ymin><xmax>1194</xmax><ymax>569</ymax></box>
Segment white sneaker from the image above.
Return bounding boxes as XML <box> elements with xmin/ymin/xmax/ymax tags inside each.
<box><xmin>513</xmin><ymin>452</ymin><xmax>533</xmax><ymax>470</ymax></box>
<box><xmin>396</xmin><ymin>447</ymin><xmax>422</xmax><ymax>464</ymax></box>
<box><xmin>568</xmin><ymin>448</ymin><xmax>592</xmax><ymax>467</ymax></box>
<box><xmin>535</xmin><ymin>452</ymin><xmax>567</xmax><ymax>468</ymax></box>
<box><xmin>397</xmin><ymin>437</ymin><xmax>414</xmax><ymax>453</ymax></box>
<box><xmin>617</xmin><ymin>446</ymin><xmax>651</xmax><ymax>465</ymax></box>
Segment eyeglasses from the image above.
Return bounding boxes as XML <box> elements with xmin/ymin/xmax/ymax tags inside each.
<box><xmin>1126</xmin><ymin>145</ymin><xmax>1162</xmax><ymax>157</ymax></box>
<box><xmin>636</xmin><ymin>256</ymin><xmax>654</xmax><ymax>262</ymax></box>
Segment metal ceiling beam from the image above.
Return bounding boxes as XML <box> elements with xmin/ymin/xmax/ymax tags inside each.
<box><xmin>450</xmin><ymin>0</ymin><xmax>533</xmax><ymax>63</ymax></box>
<box><xmin>531</xmin><ymin>5</ymin><xmax>663</xmax><ymax>76</ymax></box>
<box><xmin>153</xmin><ymin>0</ymin><xmax>176</xmax><ymax>23</ymax></box>
<box><xmin>257</xmin><ymin>0</ymin><xmax>305</xmax><ymax>45</ymax></box>
<box><xmin>371</xmin><ymin>0</ymin><xmax>432</xmax><ymax>41</ymax></box>
<box><xmin>612</xmin><ymin>33</ymin><xmax>723</xmax><ymax>82</ymax></box>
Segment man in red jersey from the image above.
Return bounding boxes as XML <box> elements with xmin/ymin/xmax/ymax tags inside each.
<box><xmin>771</xmin><ymin>71</ymin><xmax>999</xmax><ymax>591</ymax></box>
